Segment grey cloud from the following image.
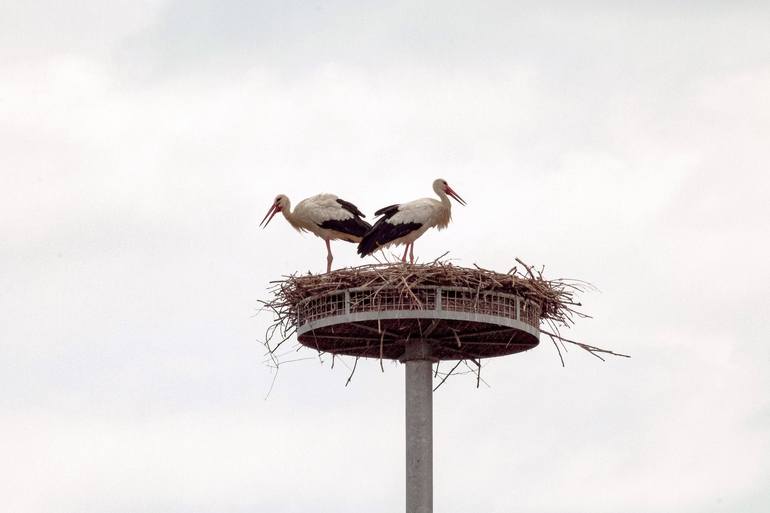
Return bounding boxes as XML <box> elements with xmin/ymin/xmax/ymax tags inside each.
<box><xmin>1</xmin><ymin>1</ymin><xmax>769</xmax><ymax>512</ymax></box>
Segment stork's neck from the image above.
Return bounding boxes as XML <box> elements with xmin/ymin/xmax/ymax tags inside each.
<box><xmin>434</xmin><ymin>187</ymin><xmax>451</xmax><ymax>209</ymax></box>
<box><xmin>281</xmin><ymin>206</ymin><xmax>301</xmax><ymax>230</ymax></box>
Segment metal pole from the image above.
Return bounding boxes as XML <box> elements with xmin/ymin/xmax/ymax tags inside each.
<box><xmin>401</xmin><ymin>340</ymin><xmax>434</xmax><ymax>513</ymax></box>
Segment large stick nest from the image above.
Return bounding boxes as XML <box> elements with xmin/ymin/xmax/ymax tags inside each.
<box><xmin>260</xmin><ymin>257</ymin><xmax>628</xmax><ymax>385</ymax></box>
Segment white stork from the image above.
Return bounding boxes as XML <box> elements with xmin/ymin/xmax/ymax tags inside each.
<box><xmin>357</xmin><ymin>178</ymin><xmax>466</xmax><ymax>263</ymax></box>
<box><xmin>260</xmin><ymin>193</ymin><xmax>371</xmax><ymax>273</ymax></box>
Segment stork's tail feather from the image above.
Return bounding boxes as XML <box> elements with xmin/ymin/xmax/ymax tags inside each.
<box><xmin>357</xmin><ymin>230</ymin><xmax>379</xmax><ymax>257</ymax></box>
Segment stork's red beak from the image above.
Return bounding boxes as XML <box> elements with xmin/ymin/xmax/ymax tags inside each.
<box><xmin>260</xmin><ymin>204</ymin><xmax>280</xmax><ymax>228</ymax></box>
<box><xmin>446</xmin><ymin>186</ymin><xmax>467</xmax><ymax>206</ymax></box>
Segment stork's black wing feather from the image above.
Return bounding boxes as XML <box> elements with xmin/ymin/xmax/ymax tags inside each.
<box><xmin>318</xmin><ymin>217</ymin><xmax>372</xmax><ymax>242</ymax></box>
<box><xmin>374</xmin><ymin>204</ymin><xmax>400</xmax><ymax>218</ymax></box>
<box><xmin>357</xmin><ymin>215</ymin><xmax>422</xmax><ymax>256</ymax></box>
<box><xmin>336</xmin><ymin>198</ymin><xmax>366</xmax><ymax>218</ymax></box>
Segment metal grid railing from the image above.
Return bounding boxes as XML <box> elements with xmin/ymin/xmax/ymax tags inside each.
<box><xmin>350</xmin><ymin>287</ymin><xmax>437</xmax><ymax>313</ymax></box>
<box><xmin>296</xmin><ymin>286</ymin><xmax>541</xmax><ymax>328</ymax></box>
<box><xmin>297</xmin><ymin>291</ymin><xmax>346</xmax><ymax>324</ymax></box>
<box><xmin>519</xmin><ymin>300</ymin><xmax>540</xmax><ymax>327</ymax></box>
<box><xmin>440</xmin><ymin>289</ymin><xmax>518</xmax><ymax>318</ymax></box>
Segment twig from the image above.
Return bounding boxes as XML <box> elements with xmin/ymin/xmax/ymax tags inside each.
<box><xmin>541</xmin><ymin>329</ymin><xmax>630</xmax><ymax>361</ymax></box>
<box><xmin>452</xmin><ymin>329</ymin><xmax>462</xmax><ymax>348</ymax></box>
<box><xmin>433</xmin><ymin>360</ymin><xmax>463</xmax><ymax>391</ymax></box>
<box><xmin>379</xmin><ymin>329</ymin><xmax>386</xmax><ymax>372</ymax></box>
<box><xmin>345</xmin><ymin>357</ymin><xmax>359</xmax><ymax>387</ymax></box>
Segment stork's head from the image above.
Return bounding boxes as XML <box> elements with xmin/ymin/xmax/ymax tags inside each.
<box><xmin>260</xmin><ymin>194</ymin><xmax>290</xmax><ymax>228</ymax></box>
<box><xmin>433</xmin><ymin>178</ymin><xmax>467</xmax><ymax>206</ymax></box>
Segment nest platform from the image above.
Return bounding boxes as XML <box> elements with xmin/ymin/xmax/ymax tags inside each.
<box><xmin>265</xmin><ymin>261</ymin><xmax>587</xmax><ymax>362</ymax></box>
<box><xmin>295</xmin><ymin>284</ymin><xmax>539</xmax><ymax>359</ymax></box>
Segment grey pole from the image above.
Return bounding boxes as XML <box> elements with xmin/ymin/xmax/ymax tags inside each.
<box><xmin>402</xmin><ymin>340</ymin><xmax>434</xmax><ymax>513</ymax></box>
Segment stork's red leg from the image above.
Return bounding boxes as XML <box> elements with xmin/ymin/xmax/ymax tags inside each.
<box><xmin>401</xmin><ymin>244</ymin><xmax>409</xmax><ymax>263</ymax></box>
<box><xmin>409</xmin><ymin>242</ymin><xmax>415</xmax><ymax>264</ymax></box>
<box><xmin>325</xmin><ymin>239</ymin><xmax>333</xmax><ymax>273</ymax></box>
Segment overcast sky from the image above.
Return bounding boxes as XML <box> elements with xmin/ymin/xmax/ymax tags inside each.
<box><xmin>2</xmin><ymin>2</ymin><xmax>769</xmax><ymax>512</ymax></box>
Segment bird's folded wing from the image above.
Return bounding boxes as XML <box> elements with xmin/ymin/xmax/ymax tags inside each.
<box><xmin>336</xmin><ymin>198</ymin><xmax>366</xmax><ymax>218</ymax></box>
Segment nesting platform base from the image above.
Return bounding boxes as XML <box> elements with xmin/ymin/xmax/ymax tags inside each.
<box><xmin>295</xmin><ymin>284</ymin><xmax>540</xmax><ymax>360</ymax></box>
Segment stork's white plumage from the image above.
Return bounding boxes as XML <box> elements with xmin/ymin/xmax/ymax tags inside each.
<box><xmin>357</xmin><ymin>178</ymin><xmax>466</xmax><ymax>263</ymax></box>
<box><xmin>261</xmin><ymin>193</ymin><xmax>371</xmax><ymax>273</ymax></box>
